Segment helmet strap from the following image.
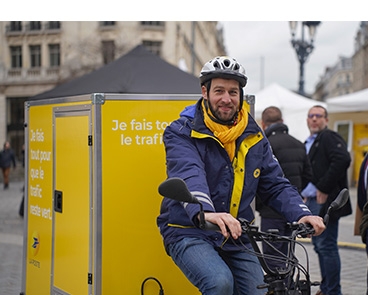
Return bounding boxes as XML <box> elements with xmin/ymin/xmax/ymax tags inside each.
<box><xmin>239</xmin><ymin>87</ymin><xmax>244</xmax><ymax>110</ymax></box>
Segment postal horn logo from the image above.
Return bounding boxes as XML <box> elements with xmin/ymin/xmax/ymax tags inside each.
<box><xmin>31</xmin><ymin>231</ymin><xmax>40</xmax><ymax>256</ymax></box>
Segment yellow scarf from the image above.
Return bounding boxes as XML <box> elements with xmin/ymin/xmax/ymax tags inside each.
<box><xmin>202</xmin><ymin>99</ymin><xmax>248</xmax><ymax>161</ymax></box>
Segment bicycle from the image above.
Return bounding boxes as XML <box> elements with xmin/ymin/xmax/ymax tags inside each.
<box><xmin>158</xmin><ymin>177</ymin><xmax>349</xmax><ymax>295</ymax></box>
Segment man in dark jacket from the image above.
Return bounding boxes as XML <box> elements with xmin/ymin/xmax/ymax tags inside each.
<box><xmin>301</xmin><ymin>105</ymin><xmax>352</xmax><ymax>295</ymax></box>
<box><xmin>256</xmin><ymin>106</ymin><xmax>313</xmax><ymax>271</ymax></box>
<box><xmin>0</xmin><ymin>141</ymin><xmax>17</xmax><ymax>189</ymax></box>
<box><xmin>157</xmin><ymin>56</ymin><xmax>325</xmax><ymax>295</ymax></box>
<box><xmin>357</xmin><ymin>152</ymin><xmax>368</xmax><ymax>295</ymax></box>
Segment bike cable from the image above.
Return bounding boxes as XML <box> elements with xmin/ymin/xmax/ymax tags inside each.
<box><xmin>141</xmin><ymin>276</ymin><xmax>164</xmax><ymax>295</ymax></box>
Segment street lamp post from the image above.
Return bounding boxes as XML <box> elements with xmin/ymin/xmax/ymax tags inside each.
<box><xmin>289</xmin><ymin>21</ymin><xmax>321</xmax><ymax>96</ymax></box>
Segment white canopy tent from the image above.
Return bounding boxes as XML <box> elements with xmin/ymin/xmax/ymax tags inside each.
<box><xmin>326</xmin><ymin>87</ymin><xmax>368</xmax><ymax>113</ymax></box>
<box><xmin>253</xmin><ymin>83</ymin><xmax>326</xmax><ymax>142</ymax></box>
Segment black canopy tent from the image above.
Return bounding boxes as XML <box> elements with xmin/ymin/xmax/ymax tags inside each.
<box><xmin>29</xmin><ymin>45</ymin><xmax>201</xmax><ymax>100</ymax></box>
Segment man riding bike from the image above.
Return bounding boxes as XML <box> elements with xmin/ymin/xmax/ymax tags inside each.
<box><xmin>157</xmin><ymin>56</ymin><xmax>325</xmax><ymax>295</ymax></box>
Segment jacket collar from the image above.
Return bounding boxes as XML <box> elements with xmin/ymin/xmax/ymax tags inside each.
<box><xmin>265</xmin><ymin>122</ymin><xmax>288</xmax><ymax>137</ymax></box>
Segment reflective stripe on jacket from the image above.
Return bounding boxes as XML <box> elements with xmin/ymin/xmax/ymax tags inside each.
<box><xmin>157</xmin><ymin>98</ymin><xmax>311</xmax><ymax>251</ymax></box>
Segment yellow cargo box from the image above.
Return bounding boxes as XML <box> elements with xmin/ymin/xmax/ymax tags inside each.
<box><xmin>21</xmin><ymin>93</ymin><xmax>253</xmax><ymax>295</ymax></box>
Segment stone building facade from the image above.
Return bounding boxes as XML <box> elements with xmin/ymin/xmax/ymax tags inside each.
<box><xmin>313</xmin><ymin>21</ymin><xmax>368</xmax><ymax>101</ymax></box>
<box><xmin>0</xmin><ymin>21</ymin><xmax>226</xmax><ymax>158</ymax></box>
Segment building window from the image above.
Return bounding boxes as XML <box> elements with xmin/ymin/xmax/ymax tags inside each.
<box><xmin>29</xmin><ymin>21</ymin><xmax>41</xmax><ymax>31</ymax></box>
<box><xmin>10</xmin><ymin>46</ymin><xmax>22</xmax><ymax>68</ymax></box>
<box><xmin>102</xmin><ymin>40</ymin><xmax>115</xmax><ymax>64</ymax></box>
<box><xmin>49</xmin><ymin>44</ymin><xmax>60</xmax><ymax>67</ymax></box>
<box><xmin>47</xmin><ymin>21</ymin><xmax>60</xmax><ymax>29</ymax></box>
<box><xmin>8</xmin><ymin>97</ymin><xmax>26</xmax><ymax>127</ymax></box>
<box><xmin>141</xmin><ymin>21</ymin><xmax>165</xmax><ymax>27</ymax></box>
<box><xmin>30</xmin><ymin>45</ymin><xmax>41</xmax><ymax>67</ymax></box>
<box><xmin>142</xmin><ymin>40</ymin><xmax>162</xmax><ymax>56</ymax></box>
<box><xmin>100</xmin><ymin>21</ymin><xmax>115</xmax><ymax>27</ymax></box>
<box><xmin>7</xmin><ymin>97</ymin><xmax>27</xmax><ymax>159</ymax></box>
<box><xmin>334</xmin><ymin>120</ymin><xmax>352</xmax><ymax>151</ymax></box>
<box><xmin>9</xmin><ymin>21</ymin><xmax>22</xmax><ymax>32</ymax></box>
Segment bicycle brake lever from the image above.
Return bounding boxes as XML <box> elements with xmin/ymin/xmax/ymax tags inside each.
<box><xmin>298</xmin><ymin>223</ymin><xmax>315</xmax><ymax>238</ymax></box>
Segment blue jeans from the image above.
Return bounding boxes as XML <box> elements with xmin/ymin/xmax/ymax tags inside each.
<box><xmin>305</xmin><ymin>197</ymin><xmax>341</xmax><ymax>295</ymax></box>
<box><xmin>167</xmin><ymin>237</ymin><xmax>265</xmax><ymax>295</ymax></box>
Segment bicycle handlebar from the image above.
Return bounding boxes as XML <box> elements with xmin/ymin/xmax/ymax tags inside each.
<box><xmin>158</xmin><ymin>177</ymin><xmax>349</xmax><ymax>234</ymax></box>
<box><xmin>158</xmin><ymin>178</ymin><xmax>350</xmax><ymax>293</ymax></box>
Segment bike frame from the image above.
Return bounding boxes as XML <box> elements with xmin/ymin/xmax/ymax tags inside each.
<box><xmin>158</xmin><ymin>177</ymin><xmax>349</xmax><ymax>295</ymax></box>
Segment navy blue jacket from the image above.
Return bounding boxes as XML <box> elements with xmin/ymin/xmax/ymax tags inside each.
<box><xmin>0</xmin><ymin>148</ymin><xmax>16</xmax><ymax>169</ymax></box>
<box><xmin>307</xmin><ymin>128</ymin><xmax>352</xmax><ymax>220</ymax></box>
<box><xmin>157</xmin><ymin>99</ymin><xmax>311</xmax><ymax>251</ymax></box>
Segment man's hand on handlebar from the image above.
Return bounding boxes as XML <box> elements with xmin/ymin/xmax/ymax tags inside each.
<box><xmin>196</xmin><ymin>213</ymin><xmax>326</xmax><ymax>238</ymax></box>
<box><xmin>298</xmin><ymin>215</ymin><xmax>326</xmax><ymax>236</ymax></box>
<box><xmin>199</xmin><ymin>212</ymin><xmax>242</xmax><ymax>239</ymax></box>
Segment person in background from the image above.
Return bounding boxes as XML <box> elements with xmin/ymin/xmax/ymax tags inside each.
<box><xmin>0</xmin><ymin>141</ymin><xmax>17</xmax><ymax>190</ymax></box>
<box><xmin>256</xmin><ymin>106</ymin><xmax>312</xmax><ymax>272</ymax></box>
<box><xmin>301</xmin><ymin>105</ymin><xmax>352</xmax><ymax>295</ymax></box>
<box><xmin>19</xmin><ymin>144</ymin><xmax>25</xmax><ymax>217</ymax></box>
<box><xmin>357</xmin><ymin>152</ymin><xmax>368</xmax><ymax>295</ymax></box>
<box><xmin>157</xmin><ymin>56</ymin><xmax>325</xmax><ymax>295</ymax></box>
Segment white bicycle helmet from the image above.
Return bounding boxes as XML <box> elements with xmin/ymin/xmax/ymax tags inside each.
<box><xmin>199</xmin><ymin>56</ymin><xmax>247</xmax><ymax>87</ymax></box>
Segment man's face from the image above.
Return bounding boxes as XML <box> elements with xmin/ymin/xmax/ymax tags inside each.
<box><xmin>307</xmin><ymin>106</ymin><xmax>328</xmax><ymax>134</ymax></box>
<box><xmin>202</xmin><ymin>78</ymin><xmax>240</xmax><ymax>122</ymax></box>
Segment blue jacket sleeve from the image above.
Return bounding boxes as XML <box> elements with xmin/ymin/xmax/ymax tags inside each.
<box><xmin>163</xmin><ymin>119</ymin><xmax>216</xmax><ymax>224</ymax></box>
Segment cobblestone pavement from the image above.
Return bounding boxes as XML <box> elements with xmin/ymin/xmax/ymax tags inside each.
<box><xmin>0</xmin><ymin>181</ymin><xmax>24</xmax><ymax>295</ymax></box>
<box><xmin>0</xmin><ymin>181</ymin><xmax>367</xmax><ymax>294</ymax></box>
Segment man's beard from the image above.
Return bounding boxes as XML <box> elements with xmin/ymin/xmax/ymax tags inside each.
<box><xmin>204</xmin><ymin>98</ymin><xmax>238</xmax><ymax>126</ymax></box>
